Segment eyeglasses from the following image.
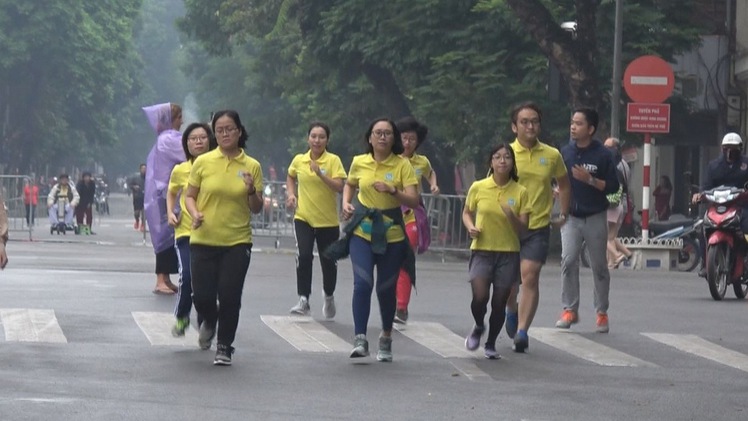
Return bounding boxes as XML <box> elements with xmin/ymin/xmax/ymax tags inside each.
<box><xmin>372</xmin><ymin>130</ymin><xmax>393</xmax><ymax>138</ymax></box>
<box><xmin>492</xmin><ymin>154</ymin><xmax>513</xmax><ymax>161</ymax></box>
<box><xmin>187</xmin><ymin>135</ymin><xmax>209</xmax><ymax>142</ymax></box>
<box><xmin>518</xmin><ymin>119</ymin><xmax>540</xmax><ymax>127</ymax></box>
<box><xmin>402</xmin><ymin>135</ymin><xmax>418</xmax><ymax>143</ymax></box>
<box><xmin>215</xmin><ymin>127</ymin><xmax>238</xmax><ymax>135</ymax></box>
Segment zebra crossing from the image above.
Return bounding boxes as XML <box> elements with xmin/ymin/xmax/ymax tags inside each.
<box><xmin>2</xmin><ymin>308</ymin><xmax>748</xmax><ymax>375</ymax></box>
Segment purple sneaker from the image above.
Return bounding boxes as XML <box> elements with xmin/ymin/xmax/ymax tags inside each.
<box><xmin>464</xmin><ymin>325</ymin><xmax>485</xmax><ymax>351</ymax></box>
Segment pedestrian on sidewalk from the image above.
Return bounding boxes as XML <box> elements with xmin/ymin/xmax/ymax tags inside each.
<box><xmin>129</xmin><ymin>164</ymin><xmax>146</xmax><ymax>231</ymax></box>
<box><xmin>167</xmin><ymin>122</ymin><xmax>217</xmax><ymax>337</ymax></box>
<box><xmin>462</xmin><ymin>143</ymin><xmax>529</xmax><ymax>359</ymax></box>
<box><xmin>286</xmin><ymin>122</ymin><xmax>347</xmax><ymax>319</ymax></box>
<box><xmin>75</xmin><ymin>172</ymin><xmax>96</xmax><ymax>234</ymax></box>
<box><xmin>23</xmin><ymin>178</ymin><xmax>39</xmax><ymax>227</ymax></box>
<box><xmin>324</xmin><ymin>117</ymin><xmax>420</xmax><ymax>362</ymax></box>
<box><xmin>185</xmin><ymin>110</ymin><xmax>263</xmax><ymax>366</ymax></box>
<box><xmin>557</xmin><ymin>108</ymin><xmax>619</xmax><ymax>334</ymax></box>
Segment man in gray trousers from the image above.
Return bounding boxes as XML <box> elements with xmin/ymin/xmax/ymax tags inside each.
<box><xmin>557</xmin><ymin>108</ymin><xmax>619</xmax><ymax>333</ymax></box>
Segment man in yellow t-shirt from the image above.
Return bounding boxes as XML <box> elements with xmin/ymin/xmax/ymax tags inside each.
<box><xmin>286</xmin><ymin>122</ymin><xmax>347</xmax><ymax>319</ymax></box>
<box><xmin>505</xmin><ymin>102</ymin><xmax>571</xmax><ymax>353</ymax></box>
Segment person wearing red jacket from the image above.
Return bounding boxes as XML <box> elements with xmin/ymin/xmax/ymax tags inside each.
<box><xmin>23</xmin><ymin>178</ymin><xmax>39</xmax><ymax>227</ymax></box>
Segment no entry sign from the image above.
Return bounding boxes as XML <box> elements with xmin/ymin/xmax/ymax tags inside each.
<box><xmin>623</xmin><ymin>55</ymin><xmax>675</xmax><ymax>103</ymax></box>
<box><xmin>626</xmin><ymin>103</ymin><xmax>671</xmax><ymax>133</ymax></box>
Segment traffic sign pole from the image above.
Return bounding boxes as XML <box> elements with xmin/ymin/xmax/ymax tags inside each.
<box><xmin>642</xmin><ymin>133</ymin><xmax>651</xmax><ymax>240</ymax></box>
<box><xmin>623</xmin><ymin>55</ymin><xmax>674</xmax><ymax>243</ymax></box>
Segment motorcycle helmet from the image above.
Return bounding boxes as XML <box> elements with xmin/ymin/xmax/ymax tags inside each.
<box><xmin>721</xmin><ymin>132</ymin><xmax>743</xmax><ymax>147</ymax></box>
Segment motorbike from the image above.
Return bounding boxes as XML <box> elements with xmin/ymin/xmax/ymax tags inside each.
<box><xmin>580</xmin><ymin>214</ymin><xmax>700</xmax><ymax>272</ymax></box>
<box><xmin>701</xmin><ymin>186</ymin><xmax>748</xmax><ymax>300</ymax></box>
<box><xmin>95</xmin><ymin>185</ymin><xmax>110</xmax><ymax>215</ymax></box>
<box><xmin>648</xmin><ymin>215</ymin><xmax>702</xmax><ymax>272</ymax></box>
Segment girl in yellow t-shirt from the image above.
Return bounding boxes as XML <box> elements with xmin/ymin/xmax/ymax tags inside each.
<box><xmin>340</xmin><ymin>118</ymin><xmax>420</xmax><ymax>362</ymax></box>
<box><xmin>394</xmin><ymin>116</ymin><xmax>439</xmax><ymax>325</ymax></box>
<box><xmin>166</xmin><ymin>122</ymin><xmax>217</xmax><ymax>337</ymax></box>
<box><xmin>185</xmin><ymin>110</ymin><xmax>264</xmax><ymax>366</ymax></box>
<box><xmin>286</xmin><ymin>122</ymin><xmax>347</xmax><ymax>318</ymax></box>
<box><xmin>461</xmin><ymin>143</ymin><xmax>530</xmax><ymax>359</ymax></box>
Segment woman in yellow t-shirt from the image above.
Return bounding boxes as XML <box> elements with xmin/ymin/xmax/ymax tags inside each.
<box><xmin>336</xmin><ymin>118</ymin><xmax>420</xmax><ymax>362</ymax></box>
<box><xmin>462</xmin><ymin>143</ymin><xmax>530</xmax><ymax>359</ymax></box>
<box><xmin>286</xmin><ymin>122</ymin><xmax>347</xmax><ymax>318</ymax></box>
<box><xmin>185</xmin><ymin>110</ymin><xmax>264</xmax><ymax>366</ymax></box>
<box><xmin>394</xmin><ymin>116</ymin><xmax>439</xmax><ymax>324</ymax></box>
<box><xmin>166</xmin><ymin>122</ymin><xmax>217</xmax><ymax>337</ymax></box>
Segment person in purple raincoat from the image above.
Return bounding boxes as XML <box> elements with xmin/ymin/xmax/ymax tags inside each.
<box><xmin>142</xmin><ymin>103</ymin><xmax>185</xmax><ymax>295</ymax></box>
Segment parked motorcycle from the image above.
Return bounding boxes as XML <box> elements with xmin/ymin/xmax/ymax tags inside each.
<box><xmin>580</xmin><ymin>214</ymin><xmax>700</xmax><ymax>272</ymax></box>
<box><xmin>701</xmin><ymin>186</ymin><xmax>748</xmax><ymax>300</ymax></box>
<box><xmin>648</xmin><ymin>215</ymin><xmax>702</xmax><ymax>272</ymax></box>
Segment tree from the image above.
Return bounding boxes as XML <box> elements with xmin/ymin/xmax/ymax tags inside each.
<box><xmin>497</xmin><ymin>0</ymin><xmax>705</xmax><ymax>115</ymax></box>
<box><xmin>0</xmin><ymin>0</ymin><xmax>143</xmax><ymax>174</ymax></box>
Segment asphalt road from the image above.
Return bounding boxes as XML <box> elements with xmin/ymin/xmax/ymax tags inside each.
<box><xmin>0</xmin><ymin>194</ymin><xmax>746</xmax><ymax>420</ymax></box>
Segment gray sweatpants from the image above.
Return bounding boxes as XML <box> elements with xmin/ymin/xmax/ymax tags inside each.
<box><xmin>560</xmin><ymin>211</ymin><xmax>610</xmax><ymax>314</ymax></box>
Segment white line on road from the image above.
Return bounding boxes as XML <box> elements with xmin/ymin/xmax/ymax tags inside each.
<box><xmin>0</xmin><ymin>309</ymin><xmax>68</xmax><ymax>343</ymax></box>
<box><xmin>642</xmin><ymin>333</ymin><xmax>748</xmax><ymax>373</ymax></box>
<box><xmin>260</xmin><ymin>315</ymin><xmax>350</xmax><ymax>353</ymax></box>
<box><xmin>131</xmin><ymin>312</ymin><xmax>197</xmax><ymax>346</ymax></box>
<box><xmin>394</xmin><ymin>321</ymin><xmax>482</xmax><ymax>359</ymax></box>
<box><xmin>630</xmin><ymin>76</ymin><xmax>669</xmax><ymax>86</ymax></box>
<box><xmin>530</xmin><ymin>328</ymin><xmax>656</xmax><ymax>367</ymax></box>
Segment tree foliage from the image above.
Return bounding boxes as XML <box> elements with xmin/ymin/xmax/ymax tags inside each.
<box><xmin>179</xmin><ymin>0</ymin><xmax>706</xmax><ymax>187</ymax></box>
<box><xmin>0</xmin><ymin>0</ymin><xmax>144</xmax><ymax>174</ymax></box>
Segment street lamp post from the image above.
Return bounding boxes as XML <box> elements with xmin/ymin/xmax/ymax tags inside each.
<box><xmin>610</xmin><ymin>0</ymin><xmax>624</xmax><ymax>139</ymax></box>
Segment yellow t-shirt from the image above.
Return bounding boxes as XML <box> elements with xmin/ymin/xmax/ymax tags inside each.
<box><xmin>187</xmin><ymin>148</ymin><xmax>263</xmax><ymax>246</ymax></box>
<box><xmin>288</xmin><ymin>150</ymin><xmax>347</xmax><ymax>228</ymax></box>
<box><xmin>511</xmin><ymin>139</ymin><xmax>567</xmax><ymax>230</ymax></box>
<box><xmin>403</xmin><ymin>153</ymin><xmax>433</xmax><ymax>193</ymax></box>
<box><xmin>168</xmin><ymin>161</ymin><xmax>193</xmax><ymax>239</ymax></box>
<box><xmin>465</xmin><ymin>177</ymin><xmax>530</xmax><ymax>252</ymax></box>
<box><xmin>347</xmin><ymin>153</ymin><xmax>418</xmax><ymax>242</ymax></box>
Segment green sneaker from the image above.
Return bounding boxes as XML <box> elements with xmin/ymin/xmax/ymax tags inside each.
<box><xmin>171</xmin><ymin>317</ymin><xmax>190</xmax><ymax>337</ymax></box>
<box><xmin>376</xmin><ymin>335</ymin><xmax>393</xmax><ymax>362</ymax></box>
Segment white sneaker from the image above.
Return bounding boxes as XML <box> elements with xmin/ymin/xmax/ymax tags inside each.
<box><xmin>289</xmin><ymin>296</ymin><xmax>310</xmax><ymax>315</ymax></box>
<box><xmin>322</xmin><ymin>295</ymin><xmax>336</xmax><ymax>319</ymax></box>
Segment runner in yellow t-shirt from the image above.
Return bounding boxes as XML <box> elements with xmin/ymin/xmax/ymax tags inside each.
<box><xmin>184</xmin><ymin>110</ymin><xmax>263</xmax><ymax>366</ymax></box>
<box><xmin>286</xmin><ymin>122</ymin><xmax>347</xmax><ymax>319</ymax></box>
<box><xmin>504</xmin><ymin>102</ymin><xmax>571</xmax><ymax>353</ymax></box>
<box><xmin>462</xmin><ymin>143</ymin><xmax>530</xmax><ymax>359</ymax></box>
<box><xmin>395</xmin><ymin>116</ymin><xmax>440</xmax><ymax>324</ymax></box>
<box><xmin>341</xmin><ymin>118</ymin><xmax>420</xmax><ymax>362</ymax></box>
<box><xmin>166</xmin><ymin>122</ymin><xmax>217</xmax><ymax>337</ymax></box>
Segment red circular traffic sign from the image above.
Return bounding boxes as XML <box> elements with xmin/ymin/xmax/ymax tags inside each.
<box><xmin>623</xmin><ymin>55</ymin><xmax>674</xmax><ymax>103</ymax></box>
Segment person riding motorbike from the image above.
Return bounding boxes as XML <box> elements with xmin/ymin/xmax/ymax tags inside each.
<box><xmin>692</xmin><ymin>132</ymin><xmax>748</xmax><ymax>277</ymax></box>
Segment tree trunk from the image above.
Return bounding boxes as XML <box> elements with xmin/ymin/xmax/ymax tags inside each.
<box><xmin>505</xmin><ymin>0</ymin><xmax>604</xmax><ymax>112</ymax></box>
<box><xmin>359</xmin><ymin>62</ymin><xmax>412</xmax><ymax>119</ymax></box>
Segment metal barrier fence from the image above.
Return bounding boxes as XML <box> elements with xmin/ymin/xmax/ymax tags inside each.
<box><xmin>0</xmin><ymin>175</ymin><xmax>34</xmax><ymax>240</ymax></box>
<box><xmin>251</xmin><ymin>180</ymin><xmax>471</xmax><ymax>259</ymax></box>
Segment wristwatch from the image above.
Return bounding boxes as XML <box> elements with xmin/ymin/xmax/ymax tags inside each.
<box><xmin>587</xmin><ymin>176</ymin><xmax>596</xmax><ymax>186</ymax></box>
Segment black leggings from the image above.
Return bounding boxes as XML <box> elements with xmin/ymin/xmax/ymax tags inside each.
<box><xmin>470</xmin><ymin>279</ymin><xmax>512</xmax><ymax>347</ymax></box>
<box><xmin>294</xmin><ymin>220</ymin><xmax>339</xmax><ymax>298</ymax></box>
<box><xmin>190</xmin><ymin>243</ymin><xmax>252</xmax><ymax>347</ymax></box>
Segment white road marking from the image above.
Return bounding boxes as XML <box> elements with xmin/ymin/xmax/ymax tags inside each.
<box><xmin>0</xmin><ymin>309</ymin><xmax>68</xmax><ymax>343</ymax></box>
<box><xmin>630</xmin><ymin>76</ymin><xmax>669</xmax><ymax>86</ymax></box>
<box><xmin>530</xmin><ymin>328</ymin><xmax>656</xmax><ymax>367</ymax></box>
<box><xmin>642</xmin><ymin>332</ymin><xmax>748</xmax><ymax>373</ymax></box>
<box><xmin>131</xmin><ymin>312</ymin><xmax>197</xmax><ymax>346</ymax></box>
<box><xmin>260</xmin><ymin>315</ymin><xmax>350</xmax><ymax>353</ymax></box>
<box><xmin>394</xmin><ymin>321</ymin><xmax>482</xmax><ymax>359</ymax></box>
